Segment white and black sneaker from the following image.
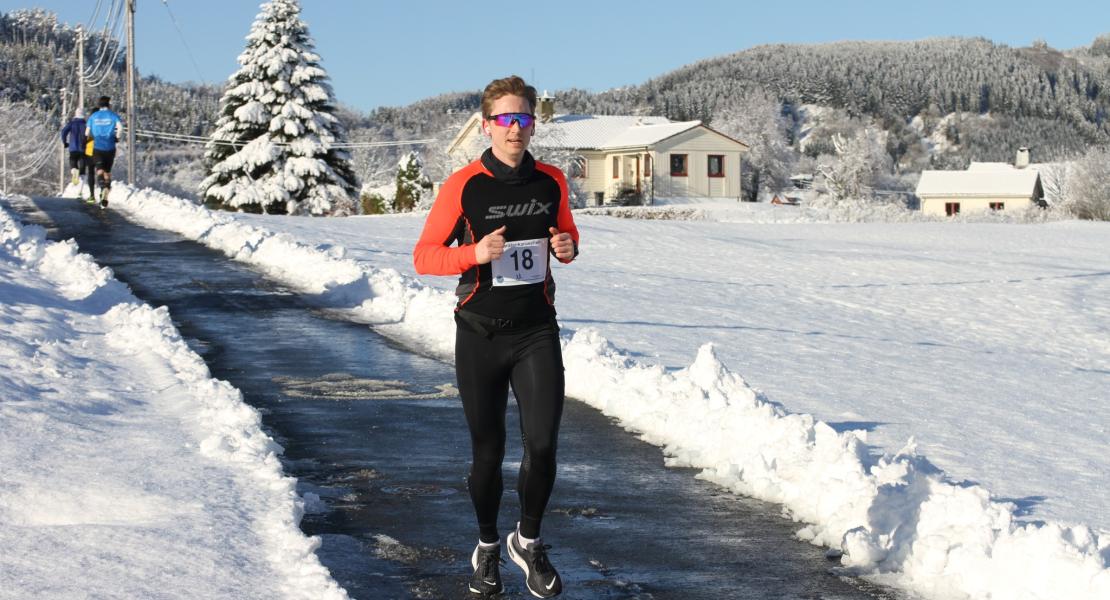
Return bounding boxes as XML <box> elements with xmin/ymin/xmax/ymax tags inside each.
<box><xmin>468</xmin><ymin>543</ymin><xmax>504</xmax><ymax>596</ymax></box>
<box><xmin>507</xmin><ymin>529</ymin><xmax>562</xmax><ymax>598</ymax></box>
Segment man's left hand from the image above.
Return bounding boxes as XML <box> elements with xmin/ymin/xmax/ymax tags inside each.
<box><xmin>549</xmin><ymin>227</ymin><xmax>575</xmax><ymax>261</ymax></box>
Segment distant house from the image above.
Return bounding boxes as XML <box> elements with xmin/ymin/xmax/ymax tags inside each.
<box><xmin>446</xmin><ymin>93</ymin><xmax>749</xmax><ymax>206</ymax></box>
<box><xmin>915</xmin><ymin>148</ymin><xmax>1045</xmax><ymax>216</ymax></box>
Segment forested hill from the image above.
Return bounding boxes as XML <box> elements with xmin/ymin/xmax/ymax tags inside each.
<box><xmin>366</xmin><ymin>36</ymin><xmax>1110</xmax><ymax>177</ymax></box>
<box><xmin>0</xmin><ymin>9</ymin><xmax>221</xmax><ymax>135</ymax></box>
<box><xmin>2</xmin><ymin>7</ymin><xmax>1108</xmax><ymax>194</ymax></box>
<box><xmin>551</xmin><ymin>37</ymin><xmax>1110</xmax><ymax>163</ymax></box>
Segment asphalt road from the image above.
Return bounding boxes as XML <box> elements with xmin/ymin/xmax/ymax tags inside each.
<box><xmin>12</xmin><ymin>196</ymin><xmax>907</xmax><ymax>600</ymax></box>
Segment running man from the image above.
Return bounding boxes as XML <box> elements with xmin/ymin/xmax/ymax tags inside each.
<box><xmin>59</xmin><ymin>109</ymin><xmax>86</xmax><ymax>187</ymax></box>
<box><xmin>85</xmin><ymin>96</ymin><xmax>122</xmax><ymax>208</ymax></box>
<box><xmin>413</xmin><ymin>75</ymin><xmax>579</xmax><ymax>598</ymax></box>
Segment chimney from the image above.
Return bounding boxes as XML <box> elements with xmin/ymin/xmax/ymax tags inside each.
<box><xmin>538</xmin><ymin>90</ymin><xmax>555</xmax><ymax>123</ymax></box>
<box><xmin>1015</xmin><ymin>147</ymin><xmax>1031</xmax><ymax>169</ymax></box>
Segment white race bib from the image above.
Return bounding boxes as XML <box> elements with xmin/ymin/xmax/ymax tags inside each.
<box><xmin>491</xmin><ymin>238</ymin><xmax>548</xmax><ymax>287</ymax></box>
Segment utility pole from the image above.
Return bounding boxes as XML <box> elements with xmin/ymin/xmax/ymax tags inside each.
<box><xmin>60</xmin><ymin>87</ymin><xmax>68</xmax><ymax>193</ymax></box>
<box><xmin>77</xmin><ymin>25</ymin><xmax>85</xmax><ymax>111</ymax></box>
<box><xmin>126</xmin><ymin>0</ymin><xmax>136</xmax><ymax>185</ymax></box>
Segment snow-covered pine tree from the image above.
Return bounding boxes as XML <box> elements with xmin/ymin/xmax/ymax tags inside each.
<box><xmin>199</xmin><ymin>0</ymin><xmax>358</xmax><ymax>216</ymax></box>
<box><xmin>393</xmin><ymin>151</ymin><xmax>431</xmax><ymax>212</ymax></box>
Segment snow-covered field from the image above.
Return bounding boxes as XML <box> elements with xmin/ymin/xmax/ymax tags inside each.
<box><xmin>0</xmin><ymin>199</ymin><xmax>347</xmax><ymax>598</ymax></box>
<box><xmin>6</xmin><ymin>185</ymin><xmax>1109</xmax><ymax>599</ymax></box>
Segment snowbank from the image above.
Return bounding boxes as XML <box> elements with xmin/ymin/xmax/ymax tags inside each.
<box><xmin>99</xmin><ymin>184</ymin><xmax>1109</xmax><ymax>599</ymax></box>
<box><xmin>0</xmin><ymin>197</ymin><xmax>346</xmax><ymax>599</ymax></box>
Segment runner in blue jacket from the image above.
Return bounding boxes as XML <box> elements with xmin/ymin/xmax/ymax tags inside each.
<box><xmin>60</xmin><ymin>110</ymin><xmax>86</xmax><ymax>187</ymax></box>
<box><xmin>84</xmin><ymin>96</ymin><xmax>123</xmax><ymax>207</ymax></box>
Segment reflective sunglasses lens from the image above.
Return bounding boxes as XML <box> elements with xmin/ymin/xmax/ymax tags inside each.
<box><xmin>492</xmin><ymin>113</ymin><xmax>534</xmax><ymax>128</ymax></box>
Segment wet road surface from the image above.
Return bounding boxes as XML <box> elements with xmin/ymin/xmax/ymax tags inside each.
<box><xmin>11</xmin><ymin>196</ymin><xmax>906</xmax><ymax>599</ymax></box>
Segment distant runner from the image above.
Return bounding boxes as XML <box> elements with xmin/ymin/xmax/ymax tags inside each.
<box><xmin>413</xmin><ymin>75</ymin><xmax>579</xmax><ymax>598</ymax></box>
<box><xmin>84</xmin><ymin>136</ymin><xmax>96</xmax><ymax>203</ymax></box>
<box><xmin>60</xmin><ymin>109</ymin><xmax>86</xmax><ymax>187</ymax></box>
<box><xmin>85</xmin><ymin>96</ymin><xmax>122</xmax><ymax>208</ymax></box>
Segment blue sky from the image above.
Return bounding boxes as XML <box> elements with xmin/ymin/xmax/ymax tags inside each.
<box><xmin>2</xmin><ymin>0</ymin><xmax>1107</xmax><ymax>113</ymax></box>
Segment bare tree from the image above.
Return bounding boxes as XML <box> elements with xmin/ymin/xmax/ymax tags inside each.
<box><xmin>531</xmin><ymin>125</ymin><xmax>588</xmax><ymax>207</ymax></box>
<box><xmin>1066</xmin><ymin>146</ymin><xmax>1110</xmax><ymax>220</ymax></box>
<box><xmin>1037</xmin><ymin>162</ymin><xmax>1070</xmax><ymax>206</ymax></box>
<box><xmin>815</xmin><ymin>129</ymin><xmax>891</xmax><ymax>203</ymax></box>
<box><xmin>0</xmin><ymin>100</ymin><xmax>57</xmax><ymax>194</ymax></box>
<box><xmin>711</xmin><ymin>90</ymin><xmax>795</xmax><ymax>201</ymax></box>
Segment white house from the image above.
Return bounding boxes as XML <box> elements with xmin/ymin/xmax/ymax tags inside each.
<box><xmin>916</xmin><ymin>148</ymin><xmax>1045</xmax><ymax>216</ymax></box>
<box><xmin>446</xmin><ymin>96</ymin><xmax>749</xmax><ymax>206</ymax></box>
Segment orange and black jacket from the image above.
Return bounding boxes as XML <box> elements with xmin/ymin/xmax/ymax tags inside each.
<box><xmin>413</xmin><ymin>149</ymin><xmax>579</xmax><ymax>322</ymax></box>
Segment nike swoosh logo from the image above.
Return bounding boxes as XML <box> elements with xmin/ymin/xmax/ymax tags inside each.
<box><xmin>545</xmin><ymin>576</ymin><xmax>558</xmax><ymax>590</ymax></box>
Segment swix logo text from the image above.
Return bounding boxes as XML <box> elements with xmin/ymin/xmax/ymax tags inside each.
<box><xmin>486</xmin><ymin>199</ymin><xmax>552</xmax><ymax>219</ymax></box>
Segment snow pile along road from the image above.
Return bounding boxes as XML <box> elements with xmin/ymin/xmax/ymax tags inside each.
<box><xmin>100</xmin><ymin>184</ymin><xmax>1110</xmax><ymax>600</ymax></box>
<box><xmin>0</xmin><ymin>198</ymin><xmax>347</xmax><ymax>599</ymax></box>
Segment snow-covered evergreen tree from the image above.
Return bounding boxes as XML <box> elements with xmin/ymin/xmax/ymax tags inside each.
<box><xmin>393</xmin><ymin>151</ymin><xmax>431</xmax><ymax>212</ymax></box>
<box><xmin>199</xmin><ymin>0</ymin><xmax>358</xmax><ymax>216</ymax></box>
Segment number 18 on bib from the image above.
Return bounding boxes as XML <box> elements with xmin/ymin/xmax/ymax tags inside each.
<box><xmin>491</xmin><ymin>238</ymin><xmax>548</xmax><ymax>287</ymax></box>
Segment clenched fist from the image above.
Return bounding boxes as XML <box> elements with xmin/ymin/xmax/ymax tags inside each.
<box><xmin>549</xmin><ymin>227</ymin><xmax>575</xmax><ymax>261</ymax></box>
<box><xmin>475</xmin><ymin>225</ymin><xmax>508</xmax><ymax>265</ymax></box>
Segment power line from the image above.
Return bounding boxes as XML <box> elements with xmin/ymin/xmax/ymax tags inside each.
<box><xmin>136</xmin><ymin>129</ymin><xmax>436</xmax><ymax>149</ymax></box>
<box><xmin>84</xmin><ymin>36</ymin><xmax>126</xmax><ymax>88</ymax></box>
<box><xmin>84</xmin><ymin>0</ymin><xmax>106</xmax><ymax>33</ymax></box>
<box><xmin>83</xmin><ymin>0</ymin><xmax>118</xmax><ymax>76</ymax></box>
<box><xmin>83</xmin><ymin>0</ymin><xmax>125</xmax><ymax>83</ymax></box>
<box><xmin>8</xmin><ymin>102</ymin><xmax>64</xmax><ymax>178</ymax></box>
<box><xmin>160</xmin><ymin>0</ymin><xmax>205</xmax><ymax>82</ymax></box>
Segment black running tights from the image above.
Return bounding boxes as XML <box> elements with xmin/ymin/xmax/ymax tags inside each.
<box><xmin>455</xmin><ymin>319</ymin><xmax>565</xmax><ymax>543</ymax></box>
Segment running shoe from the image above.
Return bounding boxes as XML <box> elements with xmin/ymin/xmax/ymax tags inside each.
<box><xmin>507</xmin><ymin>529</ymin><xmax>562</xmax><ymax>598</ymax></box>
<box><xmin>468</xmin><ymin>543</ymin><xmax>504</xmax><ymax>596</ymax></box>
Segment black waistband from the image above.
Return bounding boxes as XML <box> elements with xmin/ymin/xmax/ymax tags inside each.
<box><xmin>455</xmin><ymin>309</ymin><xmax>555</xmax><ymax>337</ymax></box>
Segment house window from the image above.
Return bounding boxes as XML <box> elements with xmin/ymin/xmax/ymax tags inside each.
<box><xmin>989</xmin><ymin>202</ymin><xmax>1005</xmax><ymax>211</ymax></box>
<box><xmin>612</xmin><ymin>156</ymin><xmax>619</xmax><ymax>179</ymax></box>
<box><xmin>644</xmin><ymin>155</ymin><xmax>652</xmax><ymax>177</ymax></box>
<box><xmin>708</xmin><ymin>154</ymin><xmax>725</xmax><ymax>177</ymax></box>
<box><xmin>945</xmin><ymin>202</ymin><xmax>961</xmax><ymax>216</ymax></box>
<box><xmin>569</xmin><ymin>156</ymin><xmax>587</xmax><ymax>179</ymax></box>
<box><xmin>670</xmin><ymin>154</ymin><xmax>687</xmax><ymax>177</ymax></box>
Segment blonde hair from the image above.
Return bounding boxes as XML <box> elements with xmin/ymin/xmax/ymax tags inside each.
<box><xmin>480</xmin><ymin>75</ymin><xmax>537</xmax><ymax>118</ymax></box>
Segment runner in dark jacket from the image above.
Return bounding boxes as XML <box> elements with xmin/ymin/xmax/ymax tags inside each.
<box><xmin>60</xmin><ymin>110</ymin><xmax>87</xmax><ymax>186</ymax></box>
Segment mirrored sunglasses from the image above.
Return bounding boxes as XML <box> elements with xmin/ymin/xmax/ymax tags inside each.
<box><xmin>488</xmin><ymin>112</ymin><xmax>535</xmax><ymax>128</ymax></box>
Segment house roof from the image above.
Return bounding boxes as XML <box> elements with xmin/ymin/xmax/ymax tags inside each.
<box><xmin>532</xmin><ymin>115</ymin><xmax>700</xmax><ymax>150</ymax></box>
<box><xmin>968</xmin><ymin>162</ymin><xmax>1045</xmax><ymax>172</ymax></box>
<box><xmin>448</xmin><ymin>112</ymin><xmax>747</xmax><ymax>155</ymax></box>
<box><xmin>916</xmin><ymin>169</ymin><xmax>1042</xmax><ymax>198</ymax></box>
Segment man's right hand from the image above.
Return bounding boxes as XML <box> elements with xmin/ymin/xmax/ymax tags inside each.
<box><xmin>474</xmin><ymin>225</ymin><xmax>507</xmax><ymax>265</ymax></box>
